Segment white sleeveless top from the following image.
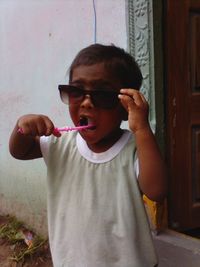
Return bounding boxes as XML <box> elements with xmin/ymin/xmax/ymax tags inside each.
<box><xmin>40</xmin><ymin>130</ymin><xmax>157</xmax><ymax>267</ymax></box>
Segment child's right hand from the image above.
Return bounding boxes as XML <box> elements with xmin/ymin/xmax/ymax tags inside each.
<box><xmin>9</xmin><ymin>114</ymin><xmax>61</xmax><ymax>160</ymax></box>
<box><xmin>17</xmin><ymin>114</ymin><xmax>61</xmax><ymax>137</ymax></box>
<box><xmin>119</xmin><ymin>89</ymin><xmax>149</xmax><ymax>134</ymax></box>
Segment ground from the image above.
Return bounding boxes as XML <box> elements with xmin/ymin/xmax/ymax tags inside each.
<box><xmin>0</xmin><ymin>215</ymin><xmax>53</xmax><ymax>267</ymax></box>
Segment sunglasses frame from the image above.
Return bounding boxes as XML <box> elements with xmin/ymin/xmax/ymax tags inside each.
<box><xmin>58</xmin><ymin>85</ymin><xmax>120</xmax><ymax>109</ymax></box>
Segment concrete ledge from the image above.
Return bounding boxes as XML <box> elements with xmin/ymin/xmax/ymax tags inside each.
<box><xmin>153</xmin><ymin>229</ymin><xmax>200</xmax><ymax>267</ymax></box>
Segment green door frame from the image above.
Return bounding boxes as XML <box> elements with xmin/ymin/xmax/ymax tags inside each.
<box><xmin>127</xmin><ymin>0</ymin><xmax>165</xmax><ymax>153</ymax></box>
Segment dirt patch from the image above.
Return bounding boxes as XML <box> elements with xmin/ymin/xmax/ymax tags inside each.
<box><xmin>0</xmin><ymin>215</ymin><xmax>53</xmax><ymax>267</ymax></box>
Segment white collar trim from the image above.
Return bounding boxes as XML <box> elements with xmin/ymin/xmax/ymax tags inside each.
<box><xmin>76</xmin><ymin>130</ymin><xmax>132</xmax><ymax>163</ymax></box>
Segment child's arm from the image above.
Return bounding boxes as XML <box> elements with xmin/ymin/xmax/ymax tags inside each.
<box><xmin>119</xmin><ymin>89</ymin><xmax>167</xmax><ymax>202</ymax></box>
<box><xmin>9</xmin><ymin>114</ymin><xmax>60</xmax><ymax>160</ymax></box>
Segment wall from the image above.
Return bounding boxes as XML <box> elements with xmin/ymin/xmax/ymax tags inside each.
<box><xmin>0</xmin><ymin>0</ymin><xmax>127</xmax><ymax>235</ymax></box>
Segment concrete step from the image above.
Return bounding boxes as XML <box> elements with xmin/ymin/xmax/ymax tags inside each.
<box><xmin>153</xmin><ymin>229</ymin><xmax>200</xmax><ymax>267</ymax></box>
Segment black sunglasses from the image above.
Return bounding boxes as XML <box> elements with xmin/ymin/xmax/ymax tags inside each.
<box><xmin>58</xmin><ymin>85</ymin><xmax>120</xmax><ymax>109</ymax></box>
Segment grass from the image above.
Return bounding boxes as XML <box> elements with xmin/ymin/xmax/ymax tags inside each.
<box><xmin>0</xmin><ymin>216</ymin><xmax>47</xmax><ymax>263</ymax></box>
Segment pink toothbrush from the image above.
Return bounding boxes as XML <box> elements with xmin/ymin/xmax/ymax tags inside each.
<box><xmin>53</xmin><ymin>124</ymin><xmax>94</xmax><ymax>134</ymax></box>
<box><xmin>18</xmin><ymin>124</ymin><xmax>94</xmax><ymax>135</ymax></box>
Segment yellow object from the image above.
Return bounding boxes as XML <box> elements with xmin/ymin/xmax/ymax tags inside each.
<box><xmin>143</xmin><ymin>195</ymin><xmax>168</xmax><ymax>234</ymax></box>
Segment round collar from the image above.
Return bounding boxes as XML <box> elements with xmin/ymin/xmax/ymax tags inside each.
<box><xmin>76</xmin><ymin>130</ymin><xmax>132</xmax><ymax>163</ymax></box>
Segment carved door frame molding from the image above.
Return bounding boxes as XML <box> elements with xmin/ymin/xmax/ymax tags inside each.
<box><xmin>127</xmin><ymin>0</ymin><xmax>155</xmax><ymax>131</ymax></box>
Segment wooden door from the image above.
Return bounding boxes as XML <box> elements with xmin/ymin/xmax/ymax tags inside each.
<box><xmin>165</xmin><ymin>0</ymin><xmax>200</xmax><ymax>231</ymax></box>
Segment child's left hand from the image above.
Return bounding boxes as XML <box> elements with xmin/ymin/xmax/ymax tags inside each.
<box><xmin>119</xmin><ymin>88</ymin><xmax>149</xmax><ymax>133</ymax></box>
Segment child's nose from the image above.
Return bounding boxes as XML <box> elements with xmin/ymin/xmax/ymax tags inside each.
<box><xmin>80</xmin><ymin>94</ymin><xmax>94</xmax><ymax>108</ymax></box>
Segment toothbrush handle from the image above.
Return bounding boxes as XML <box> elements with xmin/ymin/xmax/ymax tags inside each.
<box><xmin>53</xmin><ymin>127</ymin><xmax>76</xmax><ymax>135</ymax></box>
<box><xmin>18</xmin><ymin>125</ymin><xmax>93</xmax><ymax>135</ymax></box>
<box><xmin>53</xmin><ymin>125</ymin><xmax>93</xmax><ymax>134</ymax></box>
<box><xmin>17</xmin><ymin>127</ymin><xmax>63</xmax><ymax>135</ymax></box>
<box><xmin>18</xmin><ymin>127</ymin><xmax>75</xmax><ymax>135</ymax></box>
<box><xmin>54</xmin><ymin>127</ymin><xmax>75</xmax><ymax>133</ymax></box>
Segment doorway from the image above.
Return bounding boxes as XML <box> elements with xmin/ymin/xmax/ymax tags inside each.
<box><xmin>165</xmin><ymin>0</ymin><xmax>200</xmax><ymax>231</ymax></box>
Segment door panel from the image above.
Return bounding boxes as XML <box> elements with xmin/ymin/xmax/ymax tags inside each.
<box><xmin>165</xmin><ymin>0</ymin><xmax>200</xmax><ymax>230</ymax></box>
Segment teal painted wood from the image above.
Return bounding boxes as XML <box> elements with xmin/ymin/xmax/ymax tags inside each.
<box><xmin>127</xmin><ymin>0</ymin><xmax>155</xmax><ymax>131</ymax></box>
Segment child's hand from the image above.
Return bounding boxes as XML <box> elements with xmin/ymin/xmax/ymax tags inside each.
<box><xmin>119</xmin><ymin>89</ymin><xmax>149</xmax><ymax>133</ymax></box>
<box><xmin>17</xmin><ymin>114</ymin><xmax>61</xmax><ymax>137</ymax></box>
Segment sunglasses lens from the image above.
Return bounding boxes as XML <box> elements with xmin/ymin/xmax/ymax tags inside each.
<box><xmin>92</xmin><ymin>91</ymin><xmax>119</xmax><ymax>109</ymax></box>
<box><xmin>59</xmin><ymin>85</ymin><xmax>83</xmax><ymax>105</ymax></box>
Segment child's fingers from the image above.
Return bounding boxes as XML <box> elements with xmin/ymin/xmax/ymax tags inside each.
<box><xmin>18</xmin><ymin>115</ymin><xmax>57</xmax><ymax>137</ymax></box>
<box><xmin>29</xmin><ymin>123</ymin><xmax>39</xmax><ymax>136</ymax></box>
<box><xmin>138</xmin><ymin>92</ymin><xmax>148</xmax><ymax>103</ymax></box>
<box><xmin>52</xmin><ymin>128</ymin><xmax>62</xmax><ymax>137</ymax></box>
<box><xmin>132</xmin><ymin>92</ymin><xmax>145</xmax><ymax>106</ymax></box>
<box><xmin>119</xmin><ymin>90</ymin><xmax>141</xmax><ymax>106</ymax></box>
<box><xmin>42</xmin><ymin>117</ymin><xmax>55</xmax><ymax>136</ymax></box>
<box><xmin>119</xmin><ymin>89</ymin><xmax>145</xmax><ymax>108</ymax></box>
<box><xmin>120</xmin><ymin>88</ymin><xmax>146</xmax><ymax>100</ymax></box>
<box><xmin>120</xmin><ymin>88</ymin><xmax>137</xmax><ymax>95</ymax></box>
<box><xmin>39</xmin><ymin>117</ymin><xmax>61</xmax><ymax>137</ymax></box>
<box><xmin>35</xmin><ymin>121</ymin><xmax>49</xmax><ymax>136</ymax></box>
<box><xmin>41</xmin><ymin>117</ymin><xmax>61</xmax><ymax>137</ymax></box>
<box><xmin>118</xmin><ymin>94</ymin><xmax>134</xmax><ymax>110</ymax></box>
<box><xmin>18</xmin><ymin>124</ymin><xmax>31</xmax><ymax>135</ymax></box>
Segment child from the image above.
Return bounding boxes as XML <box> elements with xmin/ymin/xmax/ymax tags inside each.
<box><xmin>9</xmin><ymin>44</ymin><xmax>167</xmax><ymax>267</ymax></box>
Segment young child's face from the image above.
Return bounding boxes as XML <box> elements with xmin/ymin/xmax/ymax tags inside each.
<box><xmin>69</xmin><ymin>63</ymin><xmax>126</xmax><ymax>152</ymax></box>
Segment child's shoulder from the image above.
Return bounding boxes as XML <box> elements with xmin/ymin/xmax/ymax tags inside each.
<box><xmin>40</xmin><ymin>132</ymin><xmax>77</xmax><ymax>157</ymax></box>
<box><xmin>41</xmin><ymin>131</ymin><xmax>76</xmax><ymax>143</ymax></box>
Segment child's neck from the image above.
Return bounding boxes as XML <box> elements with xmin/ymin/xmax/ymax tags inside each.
<box><xmin>86</xmin><ymin>128</ymin><xmax>124</xmax><ymax>153</ymax></box>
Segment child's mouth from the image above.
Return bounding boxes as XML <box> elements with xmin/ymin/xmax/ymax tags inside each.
<box><xmin>79</xmin><ymin>117</ymin><xmax>96</xmax><ymax>130</ymax></box>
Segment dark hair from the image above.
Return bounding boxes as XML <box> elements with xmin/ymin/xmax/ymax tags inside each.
<box><xmin>69</xmin><ymin>44</ymin><xmax>143</xmax><ymax>90</ymax></box>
